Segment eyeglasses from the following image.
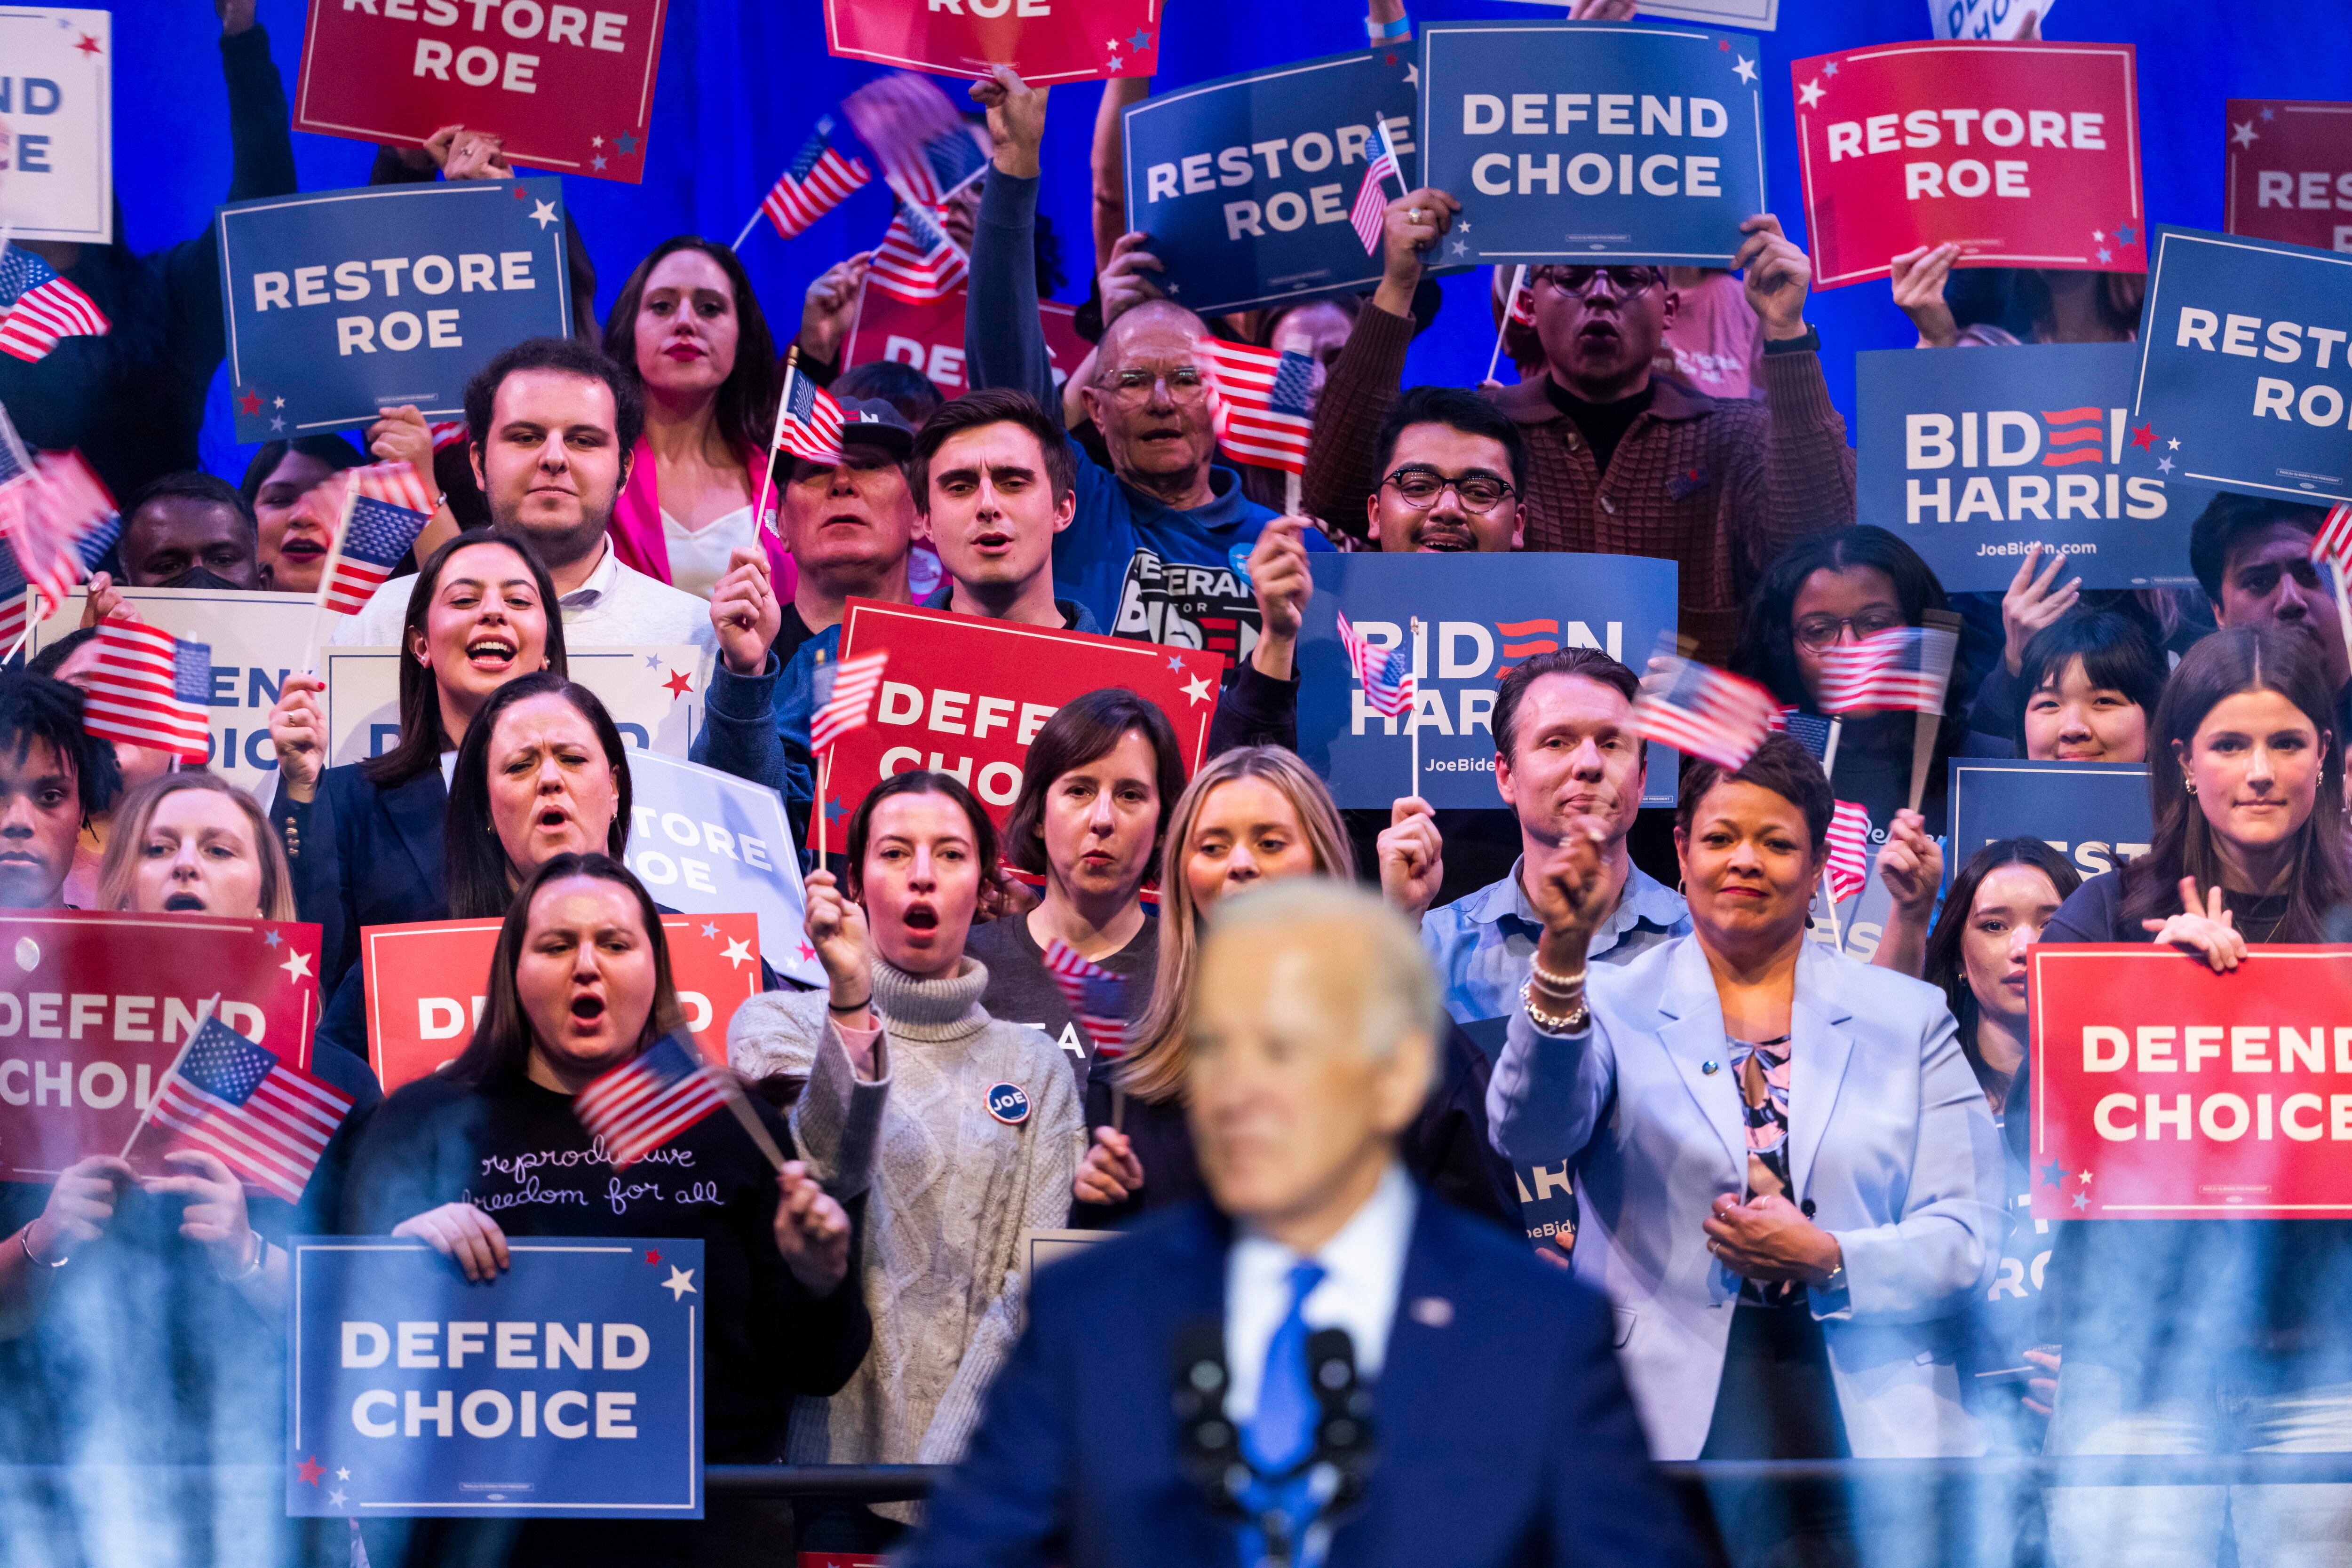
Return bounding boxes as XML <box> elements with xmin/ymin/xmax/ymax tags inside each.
<box><xmin>1792</xmin><ymin>612</ymin><xmax>1907</xmax><ymax>651</ymax></box>
<box><xmin>1383</xmin><ymin>466</ymin><xmax>1516</xmax><ymax>512</ymax></box>
<box><xmin>1100</xmin><ymin>366</ymin><xmax>1210</xmax><ymax>405</ymax></box>
<box><xmin>1530</xmin><ymin>265</ymin><xmax>1663</xmax><ymax>298</ymax></box>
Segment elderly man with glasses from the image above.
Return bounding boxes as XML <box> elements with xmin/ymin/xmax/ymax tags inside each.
<box><xmin>1303</xmin><ymin>188</ymin><xmax>1856</xmax><ymax>665</ymax></box>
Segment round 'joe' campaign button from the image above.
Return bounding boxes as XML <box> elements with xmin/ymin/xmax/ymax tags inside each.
<box><xmin>986</xmin><ymin>1083</ymin><xmax>1031</xmax><ymax>1125</ymax></box>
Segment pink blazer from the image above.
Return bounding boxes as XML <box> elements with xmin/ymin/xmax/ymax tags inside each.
<box><xmin>608</xmin><ymin>436</ymin><xmax>799</xmax><ymax>599</ymax></box>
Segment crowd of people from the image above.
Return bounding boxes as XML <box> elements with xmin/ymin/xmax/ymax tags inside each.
<box><xmin>0</xmin><ymin>2</ymin><xmax>2345</xmax><ymax>1567</ymax></box>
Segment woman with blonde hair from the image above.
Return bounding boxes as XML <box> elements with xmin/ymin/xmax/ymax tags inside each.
<box><xmin>95</xmin><ymin>769</ymin><xmax>297</xmax><ymax>920</ymax></box>
<box><xmin>1074</xmin><ymin>746</ymin><xmax>1515</xmax><ymax>1226</ymax></box>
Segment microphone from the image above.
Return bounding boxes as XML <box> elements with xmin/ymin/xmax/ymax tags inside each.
<box><xmin>1172</xmin><ymin>1319</ymin><xmax>1378</xmax><ymax>1564</ymax></box>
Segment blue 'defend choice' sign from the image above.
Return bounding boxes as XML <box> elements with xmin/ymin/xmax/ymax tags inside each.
<box><xmin>219</xmin><ymin>178</ymin><xmax>574</xmax><ymax>443</ymax></box>
<box><xmin>2132</xmin><ymin>225</ymin><xmax>2352</xmax><ymax>507</ymax></box>
<box><xmin>287</xmin><ymin>1237</ymin><xmax>704</xmax><ymax>1519</ymax></box>
<box><xmin>1857</xmin><ymin>343</ymin><xmax>2189</xmax><ymax>592</ymax></box>
<box><xmin>1417</xmin><ymin>20</ymin><xmax>1766</xmax><ymax>266</ymax></box>
<box><xmin>1122</xmin><ymin>48</ymin><xmax>1420</xmax><ymax>316</ymax></box>
<box><xmin>1295</xmin><ymin>553</ymin><xmax>1678</xmax><ymax>811</ymax></box>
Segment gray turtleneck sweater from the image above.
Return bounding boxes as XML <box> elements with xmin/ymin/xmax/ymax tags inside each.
<box><xmin>728</xmin><ymin>954</ymin><xmax>1083</xmax><ymax>1482</ymax></box>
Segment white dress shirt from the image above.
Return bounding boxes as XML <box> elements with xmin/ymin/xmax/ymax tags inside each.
<box><xmin>1222</xmin><ymin>1162</ymin><xmax>1417</xmax><ymax>1423</ymax></box>
<box><xmin>332</xmin><ymin>537</ymin><xmax>720</xmax><ymax>674</ymax></box>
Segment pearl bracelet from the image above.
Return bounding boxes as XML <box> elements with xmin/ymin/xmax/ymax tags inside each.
<box><xmin>1521</xmin><ymin>974</ymin><xmax>1589</xmax><ymax>1035</ymax></box>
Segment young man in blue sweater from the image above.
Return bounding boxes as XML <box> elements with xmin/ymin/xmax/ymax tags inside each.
<box><xmin>964</xmin><ymin>66</ymin><xmax>1333</xmax><ymax>660</ymax></box>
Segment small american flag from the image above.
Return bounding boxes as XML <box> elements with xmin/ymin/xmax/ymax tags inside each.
<box><xmin>1769</xmin><ymin>707</ymin><xmax>1836</xmax><ymax>763</ymax></box>
<box><xmin>575</xmin><ymin>1034</ymin><xmax>732</xmax><ymax>1168</ymax></box>
<box><xmin>1041</xmin><ymin>939</ymin><xmax>1130</xmax><ymax>1062</ymax></box>
<box><xmin>0</xmin><ymin>467</ymin><xmax>115</xmax><ymax>653</ymax></box>
<box><xmin>428</xmin><ymin>421</ymin><xmax>468</xmax><ymax>451</ymax></box>
<box><xmin>318</xmin><ymin>461</ymin><xmax>435</xmax><ymax>617</ymax></box>
<box><xmin>764</xmin><ymin>117</ymin><xmax>873</xmax><ymax>239</ymax></box>
<box><xmin>1199</xmin><ymin>339</ymin><xmax>1315</xmax><ymax>475</ymax></box>
<box><xmin>841</xmin><ymin>73</ymin><xmax>989</xmax><ymax>208</ymax></box>
<box><xmin>82</xmin><ymin>619</ymin><xmax>213</xmax><ymax>762</ymax></box>
<box><xmin>1825</xmin><ymin>800</ymin><xmax>1872</xmax><ymax>905</ymax></box>
<box><xmin>10</xmin><ymin>451</ymin><xmax>116</xmax><ymax>616</ymax></box>
<box><xmin>868</xmin><ymin>198</ymin><xmax>969</xmax><ymax>303</ymax></box>
<box><xmin>0</xmin><ymin>246</ymin><xmax>109</xmax><ymax>363</ymax></box>
<box><xmin>778</xmin><ymin>366</ymin><xmax>849</xmax><ymax>467</ymax></box>
<box><xmin>810</xmin><ymin>649</ymin><xmax>890</xmax><ymax>754</ymax></box>
<box><xmin>1506</xmin><ymin>265</ymin><xmax>1537</xmax><ymax>328</ymax></box>
<box><xmin>1337</xmin><ymin>611</ymin><xmax>1415</xmax><ymax>718</ymax></box>
<box><xmin>1351</xmin><ymin>118</ymin><xmax>1403</xmax><ymax>253</ymax></box>
<box><xmin>1632</xmin><ymin>654</ymin><xmax>1780</xmax><ymax>769</ymax></box>
<box><xmin>126</xmin><ymin>1018</ymin><xmax>354</xmax><ymax>1204</ymax></box>
<box><xmin>0</xmin><ymin>400</ymin><xmax>29</xmax><ymax>489</ymax></box>
<box><xmin>1818</xmin><ymin>626</ymin><xmax>1958</xmax><ymax>716</ymax></box>
<box><xmin>2311</xmin><ymin>503</ymin><xmax>2352</xmax><ymax>579</ymax></box>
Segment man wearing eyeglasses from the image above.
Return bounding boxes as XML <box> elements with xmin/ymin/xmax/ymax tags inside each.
<box><xmin>1302</xmin><ymin>186</ymin><xmax>1855</xmax><ymax>665</ymax></box>
<box><xmin>965</xmin><ymin>67</ymin><xmax>1334</xmax><ymax>660</ymax></box>
<box><xmin>1363</xmin><ymin>386</ymin><xmax>1529</xmax><ymax>554</ymax></box>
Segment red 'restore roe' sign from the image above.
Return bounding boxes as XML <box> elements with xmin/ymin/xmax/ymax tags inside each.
<box><xmin>293</xmin><ymin>0</ymin><xmax>668</xmax><ymax>183</ymax></box>
<box><xmin>1792</xmin><ymin>40</ymin><xmax>2145</xmax><ymax>290</ymax></box>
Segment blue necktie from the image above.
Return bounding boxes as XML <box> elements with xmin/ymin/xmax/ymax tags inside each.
<box><xmin>1236</xmin><ymin>1261</ymin><xmax>1329</xmax><ymax>1568</ymax></box>
<box><xmin>1246</xmin><ymin>1260</ymin><xmax>1329</xmax><ymax>1471</ymax></box>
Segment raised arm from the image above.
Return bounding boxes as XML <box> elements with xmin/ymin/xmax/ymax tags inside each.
<box><xmin>1728</xmin><ymin>215</ymin><xmax>1855</xmax><ymax>573</ymax></box>
<box><xmin>1486</xmin><ymin>830</ymin><xmax>1621</xmax><ymax>1170</ymax></box>
<box><xmin>966</xmin><ymin>67</ymin><xmax>1059</xmax><ymax>410</ymax></box>
<box><xmin>1092</xmin><ymin>78</ymin><xmax>1152</xmax><ymax>277</ymax></box>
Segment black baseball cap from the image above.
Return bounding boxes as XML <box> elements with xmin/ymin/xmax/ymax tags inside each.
<box><xmin>769</xmin><ymin>394</ymin><xmax>916</xmax><ymax>485</ymax></box>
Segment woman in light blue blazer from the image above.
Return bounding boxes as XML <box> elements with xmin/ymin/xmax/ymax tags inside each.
<box><xmin>1489</xmin><ymin>733</ymin><xmax>2002</xmax><ymax>1563</ymax></box>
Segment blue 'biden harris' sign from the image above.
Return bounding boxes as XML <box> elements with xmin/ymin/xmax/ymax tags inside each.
<box><xmin>1295</xmin><ymin>553</ymin><xmax>1678</xmax><ymax>811</ymax></box>
<box><xmin>219</xmin><ymin>178</ymin><xmax>574</xmax><ymax>444</ymax></box>
<box><xmin>1858</xmin><ymin>343</ymin><xmax>2188</xmax><ymax>593</ymax></box>
<box><xmin>1417</xmin><ymin>21</ymin><xmax>1766</xmax><ymax>266</ymax></box>
<box><xmin>2133</xmin><ymin>225</ymin><xmax>2352</xmax><ymax>507</ymax></box>
<box><xmin>1122</xmin><ymin>48</ymin><xmax>1419</xmax><ymax>317</ymax></box>
<box><xmin>287</xmin><ymin>1237</ymin><xmax>704</xmax><ymax>1519</ymax></box>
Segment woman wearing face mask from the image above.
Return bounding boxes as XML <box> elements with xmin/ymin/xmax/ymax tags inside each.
<box><xmin>1920</xmin><ymin>839</ymin><xmax>2082</xmax><ymax>1458</ymax></box>
<box><xmin>267</xmin><ymin>529</ymin><xmax>566</xmax><ymax>990</ymax></box>
<box><xmin>2027</xmin><ymin>628</ymin><xmax>2352</xmax><ymax>1568</ymax></box>
<box><xmin>238</xmin><ymin>434</ymin><xmax>367</xmax><ymax>593</ymax></box>
<box><xmin>1492</xmin><ymin>732</ymin><xmax>2002</xmax><ymax>1566</ymax></box>
<box><xmin>727</xmin><ymin>771</ymin><xmax>1080</xmax><ymax>1554</ymax></box>
<box><xmin>969</xmin><ymin>690</ymin><xmax>1186</xmax><ymax>1090</ymax></box>
<box><xmin>345</xmin><ymin>854</ymin><xmax>865</xmax><ymax>1568</ymax></box>
<box><xmin>1073</xmin><ymin>746</ymin><xmax>1521</xmax><ymax>1230</ymax></box>
<box><xmin>602</xmin><ymin>237</ymin><xmax>799</xmax><ymax>601</ymax></box>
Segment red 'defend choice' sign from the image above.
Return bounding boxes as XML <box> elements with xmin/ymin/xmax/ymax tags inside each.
<box><xmin>361</xmin><ymin>913</ymin><xmax>762</xmax><ymax>1094</ymax></box>
<box><xmin>0</xmin><ymin>911</ymin><xmax>324</xmax><ymax>1180</ymax></box>
<box><xmin>846</xmin><ymin>283</ymin><xmax>1092</xmax><ymax>399</ymax></box>
<box><xmin>828</xmin><ymin>600</ymin><xmax>1218</xmax><ymax>828</ymax></box>
<box><xmin>825</xmin><ymin>0</ymin><xmax>1163</xmax><ymax>86</ymax></box>
<box><xmin>293</xmin><ymin>0</ymin><xmax>668</xmax><ymax>183</ymax></box>
<box><xmin>2225</xmin><ymin>100</ymin><xmax>2352</xmax><ymax>253</ymax></box>
<box><xmin>2030</xmin><ymin>943</ymin><xmax>2352</xmax><ymax>1220</ymax></box>
<box><xmin>1792</xmin><ymin>40</ymin><xmax>2144</xmax><ymax>290</ymax></box>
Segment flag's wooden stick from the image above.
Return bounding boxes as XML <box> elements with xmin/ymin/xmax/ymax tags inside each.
<box><xmin>1407</xmin><ymin>617</ymin><xmax>1423</xmax><ymax>798</ymax></box>
<box><xmin>1908</xmin><ymin>610</ymin><xmax>1965</xmax><ymax>814</ymax></box>
<box><xmin>730</xmin><ymin>203</ymin><xmax>766</xmax><ymax>253</ymax></box>
<box><xmin>720</xmin><ymin>1078</ymin><xmax>788</xmax><ymax>1172</ymax></box>
<box><xmin>299</xmin><ymin>482</ymin><xmax>360</xmax><ymax>677</ymax></box>
<box><xmin>752</xmin><ymin>349</ymin><xmax>797</xmax><ymax>544</ymax></box>
<box><xmin>1284</xmin><ymin>471</ymin><xmax>1302</xmax><ymax>516</ymax></box>
<box><xmin>815</xmin><ymin>742</ymin><xmax>834</xmax><ymax>870</ymax></box>
<box><xmin>1485</xmin><ymin>265</ymin><xmax>1527</xmax><ymax>385</ymax></box>
<box><xmin>1816</xmin><ymin>720</ymin><xmax>1845</xmax><ymax>950</ymax></box>
<box><xmin>2332</xmin><ymin>560</ymin><xmax>2352</xmax><ymax>687</ymax></box>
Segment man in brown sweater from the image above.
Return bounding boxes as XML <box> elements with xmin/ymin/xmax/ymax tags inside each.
<box><xmin>1302</xmin><ymin>186</ymin><xmax>1855</xmax><ymax>665</ymax></box>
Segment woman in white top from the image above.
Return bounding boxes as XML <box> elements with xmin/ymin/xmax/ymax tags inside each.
<box><xmin>601</xmin><ymin>237</ymin><xmax>800</xmax><ymax>601</ymax></box>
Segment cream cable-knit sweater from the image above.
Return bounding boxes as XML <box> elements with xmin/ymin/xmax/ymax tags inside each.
<box><xmin>728</xmin><ymin>954</ymin><xmax>1083</xmax><ymax>1489</ymax></box>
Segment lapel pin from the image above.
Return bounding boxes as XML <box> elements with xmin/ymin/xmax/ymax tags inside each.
<box><xmin>1701</xmin><ymin>1060</ymin><xmax>1720</xmax><ymax>1075</ymax></box>
<box><xmin>1408</xmin><ymin>1296</ymin><xmax>1454</xmax><ymax>1328</ymax></box>
<box><xmin>985</xmin><ymin>1083</ymin><xmax>1031</xmax><ymax>1125</ymax></box>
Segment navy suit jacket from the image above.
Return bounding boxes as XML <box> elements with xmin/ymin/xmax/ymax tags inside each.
<box><xmin>903</xmin><ymin>1189</ymin><xmax>1701</xmax><ymax>1568</ymax></box>
<box><xmin>279</xmin><ymin>763</ymin><xmax>448</xmax><ymax>994</ymax></box>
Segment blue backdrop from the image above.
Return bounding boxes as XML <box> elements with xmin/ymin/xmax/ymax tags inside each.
<box><xmin>99</xmin><ymin>0</ymin><xmax>2352</xmax><ymax>486</ymax></box>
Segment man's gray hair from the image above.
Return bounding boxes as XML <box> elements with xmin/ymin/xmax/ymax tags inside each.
<box><xmin>1207</xmin><ymin>877</ymin><xmax>1444</xmax><ymax>1087</ymax></box>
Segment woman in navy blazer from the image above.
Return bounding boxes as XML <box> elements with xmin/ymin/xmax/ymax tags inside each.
<box><xmin>1490</xmin><ymin>733</ymin><xmax>2002</xmax><ymax>1566</ymax></box>
<box><xmin>267</xmin><ymin>530</ymin><xmax>567</xmax><ymax>990</ymax></box>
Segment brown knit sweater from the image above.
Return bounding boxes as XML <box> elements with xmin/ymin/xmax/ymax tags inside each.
<box><xmin>1301</xmin><ymin>302</ymin><xmax>1856</xmax><ymax>665</ymax></box>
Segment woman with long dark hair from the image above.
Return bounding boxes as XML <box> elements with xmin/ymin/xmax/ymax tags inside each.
<box><xmin>729</xmin><ymin>770</ymin><xmax>1080</xmax><ymax>1554</ymax></box>
<box><xmin>971</xmin><ymin>689</ymin><xmax>1187</xmax><ymax>1088</ymax></box>
<box><xmin>1921</xmin><ymin>839</ymin><xmax>2083</xmax><ymax>1460</ymax></box>
<box><xmin>343</xmin><ymin>853</ymin><xmax>866</xmax><ymax>1567</ymax></box>
<box><xmin>267</xmin><ymin>529</ymin><xmax>566</xmax><ymax>988</ymax></box>
<box><xmin>601</xmin><ymin>236</ymin><xmax>798</xmax><ymax>600</ymax></box>
<box><xmin>2033</xmin><ymin>627</ymin><xmax>2352</xmax><ymax>1568</ymax></box>
<box><xmin>237</xmin><ymin>434</ymin><xmax>367</xmax><ymax>593</ymax></box>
